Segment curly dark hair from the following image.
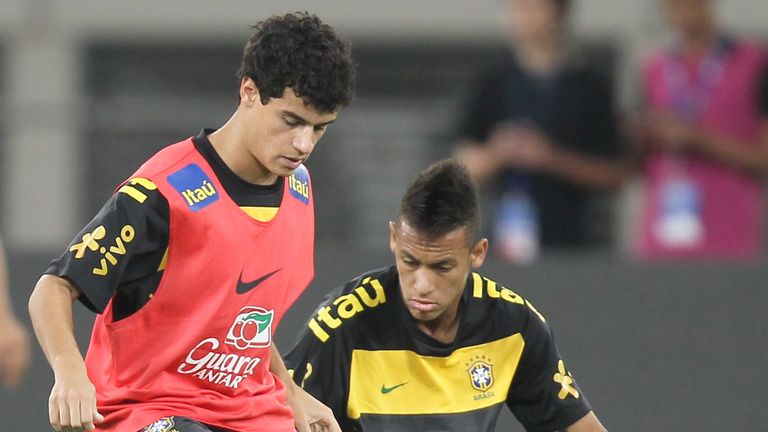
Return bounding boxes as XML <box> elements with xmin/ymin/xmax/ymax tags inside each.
<box><xmin>398</xmin><ymin>159</ymin><xmax>481</xmax><ymax>245</ymax></box>
<box><xmin>237</xmin><ymin>12</ymin><xmax>356</xmax><ymax>113</ymax></box>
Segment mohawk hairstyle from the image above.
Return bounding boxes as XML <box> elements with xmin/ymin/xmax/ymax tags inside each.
<box><xmin>398</xmin><ymin>159</ymin><xmax>481</xmax><ymax>244</ymax></box>
<box><xmin>237</xmin><ymin>12</ymin><xmax>356</xmax><ymax>113</ymax></box>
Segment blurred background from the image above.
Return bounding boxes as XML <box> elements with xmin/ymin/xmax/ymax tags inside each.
<box><xmin>1</xmin><ymin>0</ymin><xmax>767</xmax><ymax>430</ymax></box>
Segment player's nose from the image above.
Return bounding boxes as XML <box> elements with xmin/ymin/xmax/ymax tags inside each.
<box><xmin>292</xmin><ymin>129</ymin><xmax>315</xmax><ymax>155</ymax></box>
<box><xmin>411</xmin><ymin>269</ymin><xmax>436</xmax><ymax>296</ymax></box>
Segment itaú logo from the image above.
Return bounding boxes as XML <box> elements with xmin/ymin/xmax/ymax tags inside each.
<box><xmin>225</xmin><ymin>307</ymin><xmax>274</xmax><ymax>350</ymax></box>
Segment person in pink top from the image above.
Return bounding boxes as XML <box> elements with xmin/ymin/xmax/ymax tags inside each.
<box><xmin>632</xmin><ymin>0</ymin><xmax>768</xmax><ymax>261</ymax></box>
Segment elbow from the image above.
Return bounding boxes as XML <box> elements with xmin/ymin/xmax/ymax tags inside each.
<box><xmin>591</xmin><ymin>164</ymin><xmax>632</xmax><ymax>191</ymax></box>
<box><xmin>28</xmin><ymin>274</ymin><xmax>77</xmax><ymax>321</ymax></box>
<box><xmin>28</xmin><ymin>276</ymin><xmax>49</xmax><ymax>323</ymax></box>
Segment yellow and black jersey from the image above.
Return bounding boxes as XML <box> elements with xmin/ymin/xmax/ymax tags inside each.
<box><xmin>45</xmin><ymin>129</ymin><xmax>287</xmax><ymax>321</ymax></box>
<box><xmin>284</xmin><ymin>266</ymin><xmax>591</xmax><ymax>432</ymax></box>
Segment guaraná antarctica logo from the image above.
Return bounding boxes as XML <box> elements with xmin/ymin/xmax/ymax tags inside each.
<box><xmin>176</xmin><ymin>306</ymin><xmax>274</xmax><ymax>389</ymax></box>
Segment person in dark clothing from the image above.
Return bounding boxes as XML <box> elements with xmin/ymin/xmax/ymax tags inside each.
<box><xmin>455</xmin><ymin>0</ymin><xmax>625</xmax><ymax>262</ymax></box>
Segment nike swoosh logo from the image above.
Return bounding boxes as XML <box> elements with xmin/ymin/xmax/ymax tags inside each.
<box><xmin>236</xmin><ymin>268</ymin><xmax>281</xmax><ymax>294</ymax></box>
<box><xmin>380</xmin><ymin>382</ymin><xmax>408</xmax><ymax>394</ymax></box>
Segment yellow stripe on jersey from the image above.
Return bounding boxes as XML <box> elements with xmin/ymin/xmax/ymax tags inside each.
<box><xmin>347</xmin><ymin>334</ymin><xmax>525</xmax><ymax>419</ymax></box>
<box><xmin>129</xmin><ymin>177</ymin><xmax>157</xmax><ymax>191</ymax></box>
<box><xmin>118</xmin><ymin>185</ymin><xmax>148</xmax><ymax>203</ymax></box>
<box><xmin>157</xmin><ymin>247</ymin><xmax>168</xmax><ymax>272</ymax></box>
<box><xmin>118</xmin><ymin>178</ymin><xmax>158</xmax><ymax>203</ymax></box>
<box><xmin>472</xmin><ymin>272</ymin><xmax>545</xmax><ymax>323</ymax></box>
<box><xmin>240</xmin><ymin>206</ymin><xmax>279</xmax><ymax>222</ymax></box>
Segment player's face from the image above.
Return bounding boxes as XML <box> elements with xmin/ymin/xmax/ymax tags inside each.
<box><xmin>238</xmin><ymin>78</ymin><xmax>337</xmax><ymax>183</ymax></box>
<box><xmin>504</xmin><ymin>0</ymin><xmax>563</xmax><ymax>45</ymax></box>
<box><xmin>390</xmin><ymin>220</ymin><xmax>488</xmax><ymax>332</ymax></box>
<box><xmin>661</xmin><ymin>0</ymin><xmax>713</xmax><ymax>37</ymax></box>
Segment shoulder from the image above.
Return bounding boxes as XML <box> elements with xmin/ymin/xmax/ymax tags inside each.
<box><xmin>731</xmin><ymin>38</ymin><xmax>766</xmax><ymax>57</ymax></box>
<box><xmin>728</xmin><ymin>39</ymin><xmax>767</xmax><ymax>72</ymax></box>
<box><xmin>132</xmin><ymin>137</ymin><xmax>198</xmax><ymax>179</ymax></box>
<box><xmin>466</xmin><ymin>271</ymin><xmax>548</xmax><ymax>331</ymax></box>
<box><xmin>302</xmin><ymin>266</ymin><xmax>396</xmax><ymax>343</ymax></box>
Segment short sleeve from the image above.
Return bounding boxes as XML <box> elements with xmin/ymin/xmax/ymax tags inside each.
<box><xmin>506</xmin><ymin>304</ymin><xmax>592</xmax><ymax>432</ymax></box>
<box><xmin>45</xmin><ymin>181</ymin><xmax>169</xmax><ymax>313</ymax></box>
<box><xmin>284</xmin><ymin>300</ymin><xmax>354</xmax><ymax>430</ymax></box>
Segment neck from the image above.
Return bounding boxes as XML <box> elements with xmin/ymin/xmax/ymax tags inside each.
<box><xmin>515</xmin><ymin>33</ymin><xmax>564</xmax><ymax>74</ymax></box>
<box><xmin>207</xmin><ymin>113</ymin><xmax>277</xmax><ymax>186</ymax></box>
<box><xmin>417</xmin><ymin>304</ymin><xmax>461</xmax><ymax>344</ymax></box>
<box><xmin>680</xmin><ymin>24</ymin><xmax>717</xmax><ymax>57</ymax></box>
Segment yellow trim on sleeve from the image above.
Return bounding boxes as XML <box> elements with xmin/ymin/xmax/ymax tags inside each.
<box><xmin>129</xmin><ymin>177</ymin><xmax>157</xmax><ymax>190</ymax></box>
<box><xmin>157</xmin><ymin>248</ymin><xmax>168</xmax><ymax>271</ymax></box>
<box><xmin>118</xmin><ymin>185</ymin><xmax>148</xmax><ymax>203</ymax></box>
<box><xmin>117</xmin><ymin>178</ymin><xmax>158</xmax><ymax>203</ymax></box>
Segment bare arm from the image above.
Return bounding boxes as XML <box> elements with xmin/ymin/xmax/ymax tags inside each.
<box><xmin>635</xmin><ymin>112</ymin><xmax>768</xmax><ymax>177</ymax></box>
<box><xmin>0</xmin><ymin>237</ymin><xmax>30</xmax><ymax>388</ymax></box>
<box><xmin>454</xmin><ymin>139</ymin><xmax>507</xmax><ymax>186</ymax></box>
<box><xmin>544</xmin><ymin>146</ymin><xmax>628</xmax><ymax>189</ymax></box>
<box><xmin>270</xmin><ymin>344</ymin><xmax>340</xmax><ymax>432</ymax></box>
<box><xmin>692</xmin><ymin>121</ymin><xmax>768</xmax><ymax>176</ymax></box>
<box><xmin>561</xmin><ymin>411</ymin><xmax>607</xmax><ymax>432</ymax></box>
<box><xmin>28</xmin><ymin>274</ymin><xmax>103</xmax><ymax>431</ymax></box>
<box><xmin>456</xmin><ymin>131</ymin><xmax>627</xmax><ymax>190</ymax></box>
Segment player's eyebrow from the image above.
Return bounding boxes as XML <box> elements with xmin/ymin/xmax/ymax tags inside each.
<box><xmin>431</xmin><ymin>258</ymin><xmax>456</xmax><ymax>266</ymax></box>
<box><xmin>282</xmin><ymin>110</ymin><xmax>336</xmax><ymax>128</ymax></box>
<box><xmin>401</xmin><ymin>251</ymin><xmax>419</xmax><ymax>263</ymax></box>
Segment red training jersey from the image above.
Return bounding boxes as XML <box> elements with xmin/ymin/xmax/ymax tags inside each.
<box><xmin>84</xmin><ymin>138</ymin><xmax>315</xmax><ymax>431</ymax></box>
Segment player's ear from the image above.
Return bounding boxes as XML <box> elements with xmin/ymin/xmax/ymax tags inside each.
<box><xmin>389</xmin><ymin>221</ymin><xmax>398</xmax><ymax>254</ymax></box>
<box><xmin>239</xmin><ymin>77</ymin><xmax>260</xmax><ymax>106</ymax></box>
<box><xmin>469</xmin><ymin>238</ymin><xmax>488</xmax><ymax>269</ymax></box>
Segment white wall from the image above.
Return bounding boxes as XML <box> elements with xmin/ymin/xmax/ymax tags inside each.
<box><xmin>2</xmin><ymin>0</ymin><xmax>766</xmax><ymax>251</ymax></box>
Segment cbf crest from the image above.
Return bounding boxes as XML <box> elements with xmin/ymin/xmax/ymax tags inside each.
<box><xmin>142</xmin><ymin>417</ymin><xmax>176</xmax><ymax>432</ymax></box>
<box><xmin>466</xmin><ymin>355</ymin><xmax>494</xmax><ymax>392</ymax></box>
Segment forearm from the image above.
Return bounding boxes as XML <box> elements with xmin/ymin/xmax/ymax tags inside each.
<box><xmin>0</xmin><ymin>237</ymin><xmax>15</xmax><ymax>322</ymax></box>
<box><xmin>694</xmin><ymin>128</ymin><xmax>768</xmax><ymax>176</ymax></box>
<box><xmin>28</xmin><ymin>275</ymin><xmax>85</xmax><ymax>375</ymax></box>
<box><xmin>562</xmin><ymin>411</ymin><xmax>607</xmax><ymax>432</ymax></box>
<box><xmin>454</xmin><ymin>141</ymin><xmax>506</xmax><ymax>185</ymax></box>
<box><xmin>269</xmin><ymin>343</ymin><xmax>294</xmax><ymax>385</ymax></box>
<box><xmin>546</xmin><ymin>148</ymin><xmax>628</xmax><ymax>190</ymax></box>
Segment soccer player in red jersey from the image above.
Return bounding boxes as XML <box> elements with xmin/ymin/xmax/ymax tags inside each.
<box><xmin>28</xmin><ymin>12</ymin><xmax>355</xmax><ymax>432</ymax></box>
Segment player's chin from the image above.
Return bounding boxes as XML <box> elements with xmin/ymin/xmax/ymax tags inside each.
<box><xmin>271</xmin><ymin>163</ymin><xmax>297</xmax><ymax>177</ymax></box>
<box><xmin>408</xmin><ymin>307</ymin><xmax>441</xmax><ymax>322</ymax></box>
<box><xmin>272</xmin><ymin>162</ymin><xmax>301</xmax><ymax>177</ymax></box>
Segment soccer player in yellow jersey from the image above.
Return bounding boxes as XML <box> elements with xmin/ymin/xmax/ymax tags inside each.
<box><xmin>286</xmin><ymin>160</ymin><xmax>607</xmax><ymax>432</ymax></box>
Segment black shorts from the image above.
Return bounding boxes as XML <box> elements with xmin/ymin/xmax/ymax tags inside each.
<box><xmin>140</xmin><ymin>416</ymin><xmax>230</xmax><ymax>432</ymax></box>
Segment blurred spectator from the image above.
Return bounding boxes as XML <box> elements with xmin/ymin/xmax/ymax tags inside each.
<box><xmin>630</xmin><ymin>0</ymin><xmax>768</xmax><ymax>261</ymax></box>
<box><xmin>0</xmin><ymin>236</ymin><xmax>30</xmax><ymax>388</ymax></box>
<box><xmin>455</xmin><ymin>0</ymin><xmax>625</xmax><ymax>263</ymax></box>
